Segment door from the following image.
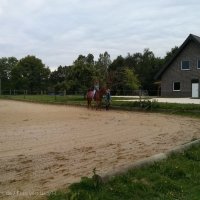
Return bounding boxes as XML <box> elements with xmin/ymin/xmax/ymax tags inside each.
<box><xmin>192</xmin><ymin>83</ymin><xmax>199</xmax><ymax>98</ymax></box>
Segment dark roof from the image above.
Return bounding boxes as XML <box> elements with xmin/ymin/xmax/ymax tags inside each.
<box><xmin>155</xmin><ymin>34</ymin><xmax>200</xmax><ymax>80</ymax></box>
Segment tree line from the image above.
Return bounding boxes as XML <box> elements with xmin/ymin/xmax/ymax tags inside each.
<box><xmin>0</xmin><ymin>47</ymin><xmax>178</xmax><ymax>95</ymax></box>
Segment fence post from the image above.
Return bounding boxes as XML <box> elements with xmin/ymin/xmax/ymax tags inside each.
<box><xmin>54</xmin><ymin>91</ymin><xmax>56</xmax><ymax>101</ymax></box>
<box><xmin>139</xmin><ymin>89</ymin><xmax>142</xmax><ymax>107</ymax></box>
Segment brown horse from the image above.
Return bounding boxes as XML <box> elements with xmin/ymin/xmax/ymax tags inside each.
<box><xmin>86</xmin><ymin>87</ymin><xmax>107</xmax><ymax>109</ymax></box>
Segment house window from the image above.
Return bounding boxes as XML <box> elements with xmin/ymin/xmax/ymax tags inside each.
<box><xmin>173</xmin><ymin>82</ymin><xmax>180</xmax><ymax>91</ymax></box>
<box><xmin>181</xmin><ymin>60</ymin><xmax>190</xmax><ymax>70</ymax></box>
<box><xmin>197</xmin><ymin>59</ymin><xmax>200</xmax><ymax>69</ymax></box>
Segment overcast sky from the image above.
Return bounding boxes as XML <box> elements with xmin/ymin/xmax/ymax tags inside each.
<box><xmin>0</xmin><ymin>0</ymin><xmax>200</xmax><ymax>70</ymax></box>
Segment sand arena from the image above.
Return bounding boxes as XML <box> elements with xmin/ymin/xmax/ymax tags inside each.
<box><xmin>0</xmin><ymin>100</ymin><xmax>200</xmax><ymax>200</ymax></box>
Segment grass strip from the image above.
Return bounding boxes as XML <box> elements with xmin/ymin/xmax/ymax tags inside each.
<box><xmin>48</xmin><ymin>143</ymin><xmax>200</xmax><ymax>200</ymax></box>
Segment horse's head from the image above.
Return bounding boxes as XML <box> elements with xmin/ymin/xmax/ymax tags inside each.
<box><xmin>100</xmin><ymin>87</ymin><xmax>107</xmax><ymax>95</ymax></box>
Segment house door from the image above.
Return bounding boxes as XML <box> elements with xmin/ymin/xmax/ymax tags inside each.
<box><xmin>192</xmin><ymin>83</ymin><xmax>199</xmax><ymax>98</ymax></box>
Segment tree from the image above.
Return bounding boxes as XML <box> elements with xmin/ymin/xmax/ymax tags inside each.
<box><xmin>130</xmin><ymin>49</ymin><xmax>163</xmax><ymax>93</ymax></box>
<box><xmin>11</xmin><ymin>55</ymin><xmax>50</xmax><ymax>92</ymax></box>
<box><xmin>96</xmin><ymin>52</ymin><xmax>111</xmax><ymax>84</ymax></box>
<box><xmin>107</xmin><ymin>50</ymin><xmax>164</xmax><ymax>95</ymax></box>
<box><xmin>123</xmin><ymin>68</ymin><xmax>140</xmax><ymax>91</ymax></box>
<box><xmin>107</xmin><ymin>55</ymin><xmax>125</xmax><ymax>94</ymax></box>
<box><xmin>72</xmin><ymin>54</ymin><xmax>95</xmax><ymax>92</ymax></box>
<box><xmin>164</xmin><ymin>46</ymin><xmax>179</xmax><ymax>63</ymax></box>
<box><xmin>50</xmin><ymin>66</ymin><xmax>68</xmax><ymax>86</ymax></box>
<box><xmin>86</xmin><ymin>53</ymin><xmax>94</xmax><ymax>65</ymax></box>
<box><xmin>0</xmin><ymin>57</ymin><xmax>18</xmax><ymax>91</ymax></box>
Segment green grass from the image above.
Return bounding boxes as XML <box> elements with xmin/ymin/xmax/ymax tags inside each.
<box><xmin>48</xmin><ymin>144</ymin><xmax>200</xmax><ymax>200</ymax></box>
<box><xmin>0</xmin><ymin>94</ymin><xmax>86</xmax><ymax>105</ymax></box>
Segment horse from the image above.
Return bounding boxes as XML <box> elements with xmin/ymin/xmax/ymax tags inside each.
<box><xmin>86</xmin><ymin>87</ymin><xmax>107</xmax><ymax>109</ymax></box>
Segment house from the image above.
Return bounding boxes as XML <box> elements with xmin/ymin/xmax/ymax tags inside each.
<box><xmin>155</xmin><ymin>34</ymin><xmax>200</xmax><ymax>98</ymax></box>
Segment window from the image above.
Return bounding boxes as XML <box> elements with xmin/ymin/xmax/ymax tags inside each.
<box><xmin>191</xmin><ymin>79</ymin><xmax>199</xmax><ymax>83</ymax></box>
<box><xmin>181</xmin><ymin>60</ymin><xmax>190</xmax><ymax>70</ymax></box>
<box><xmin>173</xmin><ymin>82</ymin><xmax>180</xmax><ymax>91</ymax></box>
<box><xmin>197</xmin><ymin>59</ymin><xmax>200</xmax><ymax>69</ymax></box>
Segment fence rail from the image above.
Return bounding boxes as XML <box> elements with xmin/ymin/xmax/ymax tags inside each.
<box><xmin>0</xmin><ymin>89</ymin><xmax>150</xmax><ymax>97</ymax></box>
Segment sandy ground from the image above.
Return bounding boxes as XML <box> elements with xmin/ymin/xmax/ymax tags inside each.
<box><xmin>0</xmin><ymin>100</ymin><xmax>200</xmax><ymax>200</ymax></box>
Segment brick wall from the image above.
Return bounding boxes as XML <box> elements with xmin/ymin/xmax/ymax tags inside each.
<box><xmin>161</xmin><ymin>40</ymin><xmax>200</xmax><ymax>97</ymax></box>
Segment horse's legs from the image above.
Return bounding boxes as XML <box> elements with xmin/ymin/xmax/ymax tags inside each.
<box><xmin>95</xmin><ymin>100</ymin><xmax>101</xmax><ymax>110</ymax></box>
<box><xmin>106</xmin><ymin>103</ymin><xmax>110</xmax><ymax>110</ymax></box>
<box><xmin>99</xmin><ymin>101</ymin><xmax>101</xmax><ymax>110</ymax></box>
<box><xmin>95</xmin><ymin>100</ymin><xmax>98</xmax><ymax>110</ymax></box>
<box><xmin>87</xmin><ymin>99</ymin><xmax>91</xmax><ymax>109</ymax></box>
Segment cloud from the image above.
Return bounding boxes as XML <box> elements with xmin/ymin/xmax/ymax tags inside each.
<box><xmin>0</xmin><ymin>0</ymin><xmax>200</xmax><ymax>70</ymax></box>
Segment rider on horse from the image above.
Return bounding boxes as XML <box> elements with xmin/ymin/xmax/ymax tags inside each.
<box><xmin>93</xmin><ymin>80</ymin><xmax>99</xmax><ymax>100</ymax></box>
<box><xmin>86</xmin><ymin>81</ymin><xmax>110</xmax><ymax>109</ymax></box>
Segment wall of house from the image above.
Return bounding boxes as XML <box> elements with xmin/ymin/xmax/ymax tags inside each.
<box><xmin>161</xmin><ymin>40</ymin><xmax>200</xmax><ymax>97</ymax></box>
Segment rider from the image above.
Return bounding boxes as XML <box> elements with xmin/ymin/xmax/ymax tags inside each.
<box><xmin>93</xmin><ymin>80</ymin><xmax>99</xmax><ymax>99</ymax></box>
